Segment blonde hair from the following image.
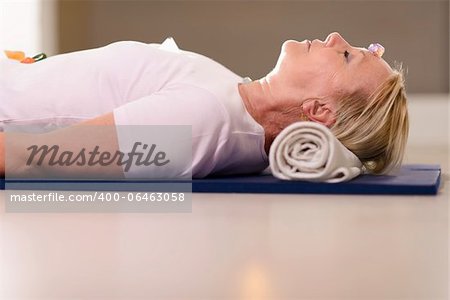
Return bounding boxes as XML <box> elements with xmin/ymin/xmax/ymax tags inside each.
<box><xmin>331</xmin><ymin>66</ymin><xmax>409</xmax><ymax>175</ymax></box>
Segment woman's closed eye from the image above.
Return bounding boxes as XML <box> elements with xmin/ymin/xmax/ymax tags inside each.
<box><xmin>344</xmin><ymin>50</ymin><xmax>350</xmax><ymax>61</ymax></box>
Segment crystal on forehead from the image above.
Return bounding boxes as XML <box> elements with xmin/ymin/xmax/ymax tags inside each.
<box><xmin>368</xmin><ymin>43</ymin><xmax>385</xmax><ymax>58</ymax></box>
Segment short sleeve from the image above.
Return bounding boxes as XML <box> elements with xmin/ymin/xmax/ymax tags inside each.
<box><xmin>113</xmin><ymin>84</ymin><xmax>230</xmax><ymax>178</ymax></box>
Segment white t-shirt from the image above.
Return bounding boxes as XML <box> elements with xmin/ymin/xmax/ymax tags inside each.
<box><xmin>0</xmin><ymin>38</ymin><xmax>268</xmax><ymax>177</ymax></box>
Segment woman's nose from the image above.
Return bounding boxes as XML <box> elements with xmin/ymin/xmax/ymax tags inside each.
<box><xmin>325</xmin><ymin>32</ymin><xmax>348</xmax><ymax>48</ymax></box>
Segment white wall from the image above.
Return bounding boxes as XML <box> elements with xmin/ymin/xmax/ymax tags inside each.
<box><xmin>0</xmin><ymin>0</ymin><xmax>41</xmax><ymax>54</ymax></box>
<box><xmin>404</xmin><ymin>94</ymin><xmax>449</xmax><ymax>171</ymax></box>
<box><xmin>407</xmin><ymin>94</ymin><xmax>449</xmax><ymax>149</ymax></box>
<box><xmin>0</xmin><ymin>0</ymin><xmax>57</xmax><ymax>56</ymax></box>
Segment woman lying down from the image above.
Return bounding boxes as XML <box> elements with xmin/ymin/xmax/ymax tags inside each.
<box><xmin>0</xmin><ymin>32</ymin><xmax>408</xmax><ymax>179</ymax></box>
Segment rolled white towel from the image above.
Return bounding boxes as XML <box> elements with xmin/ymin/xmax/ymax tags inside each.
<box><xmin>269</xmin><ymin>122</ymin><xmax>364</xmax><ymax>183</ymax></box>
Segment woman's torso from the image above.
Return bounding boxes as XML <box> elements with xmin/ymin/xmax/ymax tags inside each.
<box><xmin>0</xmin><ymin>39</ymin><xmax>268</xmax><ymax>176</ymax></box>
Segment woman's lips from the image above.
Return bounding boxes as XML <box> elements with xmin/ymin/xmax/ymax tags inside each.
<box><xmin>302</xmin><ymin>39</ymin><xmax>311</xmax><ymax>52</ymax></box>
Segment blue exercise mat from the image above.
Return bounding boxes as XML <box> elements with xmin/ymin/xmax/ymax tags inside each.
<box><xmin>192</xmin><ymin>164</ymin><xmax>441</xmax><ymax>195</ymax></box>
<box><xmin>0</xmin><ymin>164</ymin><xmax>441</xmax><ymax>195</ymax></box>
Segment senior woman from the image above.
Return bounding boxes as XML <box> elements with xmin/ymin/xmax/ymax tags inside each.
<box><xmin>0</xmin><ymin>32</ymin><xmax>408</xmax><ymax>178</ymax></box>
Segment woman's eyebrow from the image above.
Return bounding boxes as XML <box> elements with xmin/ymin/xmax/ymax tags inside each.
<box><xmin>356</xmin><ymin>50</ymin><xmax>368</xmax><ymax>64</ymax></box>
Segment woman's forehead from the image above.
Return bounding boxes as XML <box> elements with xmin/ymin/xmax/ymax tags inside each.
<box><xmin>360</xmin><ymin>51</ymin><xmax>393</xmax><ymax>80</ymax></box>
<box><xmin>340</xmin><ymin>54</ymin><xmax>392</xmax><ymax>97</ymax></box>
<box><xmin>358</xmin><ymin>46</ymin><xmax>393</xmax><ymax>73</ymax></box>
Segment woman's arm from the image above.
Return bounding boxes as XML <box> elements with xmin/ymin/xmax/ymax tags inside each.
<box><xmin>1</xmin><ymin>83</ymin><xmax>229</xmax><ymax>179</ymax></box>
<box><xmin>1</xmin><ymin>112</ymin><xmax>125</xmax><ymax>178</ymax></box>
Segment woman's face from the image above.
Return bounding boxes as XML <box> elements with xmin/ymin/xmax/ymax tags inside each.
<box><xmin>266</xmin><ymin>32</ymin><xmax>393</xmax><ymax>125</ymax></box>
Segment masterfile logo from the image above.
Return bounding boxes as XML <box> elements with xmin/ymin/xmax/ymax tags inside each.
<box><xmin>4</xmin><ymin>124</ymin><xmax>192</xmax><ymax>180</ymax></box>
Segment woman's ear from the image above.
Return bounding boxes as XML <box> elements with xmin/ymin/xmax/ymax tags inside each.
<box><xmin>302</xmin><ymin>99</ymin><xmax>336</xmax><ymax>127</ymax></box>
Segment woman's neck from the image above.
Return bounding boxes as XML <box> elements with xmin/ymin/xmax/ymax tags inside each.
<box><xmin>238</xmin><ymin>78</ymin><xmax>281</xmax><ymax>155</ymax></box>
